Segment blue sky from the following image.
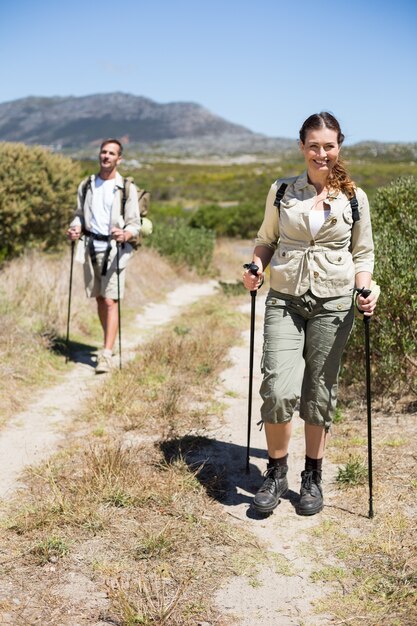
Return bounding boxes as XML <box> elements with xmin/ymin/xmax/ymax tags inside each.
<box><xmin>1</xmin><ymin>0</ymin><xmax>416</xmax><ymax>143</ymax></box>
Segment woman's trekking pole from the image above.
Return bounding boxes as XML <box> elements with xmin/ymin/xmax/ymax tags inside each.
<box><xmin>357</xmin><ymin>287</ymin><xmax>374</xmax><ymax>518</ymax></box>
<box><xmin>116</xmin><ymin>243</ymin><xmax>122</xmax><ymax>370</ymax></box>
<box><xmin>243</xmin><ymin>263</ymin><xmax>260</xmax><ymax>474</ymax></box>
<box><xmin>364</xmin><ymin>314</ymin><xmax>374</xmax><ymax>518</ymax></box>
<box><xmin>65</xmin><ymin>240</ymin><xmax>75</xmax><ymax>363</ymax></box>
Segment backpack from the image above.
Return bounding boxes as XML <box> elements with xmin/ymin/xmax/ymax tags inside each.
<box><xmin>81</xmin><ymin>175</ymin><xmax>152</xmax><ymax>248</ymax></box>
<box><xmin>121</xmin><ymin>177</ymin><xmax>153</xmax><ymax>242</ymax></box>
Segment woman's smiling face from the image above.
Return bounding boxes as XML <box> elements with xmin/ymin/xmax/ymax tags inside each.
<box><xmin>300</xmin><ymin>127</ymin><xmax>341</xmax><ymax>176</ymax></box>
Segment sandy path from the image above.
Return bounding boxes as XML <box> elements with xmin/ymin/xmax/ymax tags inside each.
<box><xmin>205</xmin><ymin>295</ymin><xmax>340</xmax><ymax>625</ymax></box>
<box><xmin>0</xmin><ymin>280</ymin><xmax>218</xmax><ymax>500</ymax></box>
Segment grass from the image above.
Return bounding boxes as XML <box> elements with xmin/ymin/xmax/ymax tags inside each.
<box><xmin>0</xmin><ymin>246</ymin><xmax>195</xmax><ymax>426</ymax></box>
<box><xmin>336</xmin><ymin>456</ymin><xmax>368</xmax><ymax>486</ymax></box>
<box><xmin>313</xmin><ymin>408</ymin><xmax>417</xmax><ymax>625</ymax></box>
<box><xmin>0</xmin><ymin>287</ymin><xmax>261</xmax><ymax>625</ymax></box>
<box><xmin>312</xmin><ymin>511</ymin><xmax>417</xmax><ymax>625</ymax></box>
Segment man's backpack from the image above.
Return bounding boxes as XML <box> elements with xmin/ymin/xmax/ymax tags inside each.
<box><xmin>122</xmin><ymin>177</ymin><xmax>153</xmax><ymax>242</ymax></box>
<box><xmin>81</xmin><ymin>175</ymin><xmax>152</xmax><ymax>248</ymax></box>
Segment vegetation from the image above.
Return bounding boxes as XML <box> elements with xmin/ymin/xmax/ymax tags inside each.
<box><xmin>148</xmin><ymin>219</ymin><xmax>215</xmax><ymax>274</ymax></box>
<box><xmin>322</xmin><ymin>409</ymin><xmax>417</xmax><ymax>625</ymax></box>
<box><xmin>0</xmin><ymin>294</ymin><xmax>261</xmax><ymax>625</ymax></box>
<box><xmin>0</xmin><ymin>142</ymin><xmax>81</xmax><ymax>262</ymax></box>
<box><xmin>342</xmin><ymin>176</ymin><xmax>417</xmax><ymax>404</ymax></box>
<box><xmin>0</xmin><ymin>247</ymin><xmax>193</xmax><ymax>424</ymax></box>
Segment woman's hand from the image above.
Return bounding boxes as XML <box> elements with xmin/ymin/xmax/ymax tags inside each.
<box><xmin>357</xmin><ymin>290</ymin><xmax>377</xmax><ymax>317</ymax></box>
<box><xmin>243</xmin><ymin>265</ymin><xmax>264</xmax><ymax>291</ymax></box>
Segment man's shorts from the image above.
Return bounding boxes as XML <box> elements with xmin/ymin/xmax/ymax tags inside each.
<box><xmin>84</xmin><ymin>251</ymin><xmax>126</xmax><ymax>300</ymax></box>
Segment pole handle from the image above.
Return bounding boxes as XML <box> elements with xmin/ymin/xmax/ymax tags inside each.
<box><xmin>243</xmin><ymin>263</ymin><xmax>261</xmax><ymax>296</ymax></box>
<box><xmin>355</xmin><ymin>286</ymin><xmax>372</xmax><ymax>315</ymax></box>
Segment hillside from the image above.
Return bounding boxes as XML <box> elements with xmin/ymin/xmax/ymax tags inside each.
<box><xmin>0</xmin><ymin>92</ymin><xmax>258</xmax><ymax>148</ymax></box>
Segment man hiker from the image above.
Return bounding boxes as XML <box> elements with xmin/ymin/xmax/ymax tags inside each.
<box><xmin>67</xmin><ymin>139</ymin><xmax>141</xmax><ymax>373</ymax></box>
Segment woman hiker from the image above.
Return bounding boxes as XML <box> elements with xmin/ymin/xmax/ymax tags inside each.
<box><xmin>243</xmin><ymin>112</ymin><xmax>377</xmax><ymax>516</ymax></box>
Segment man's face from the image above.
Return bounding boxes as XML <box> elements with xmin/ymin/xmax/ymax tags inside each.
<box><xmin>99</xmin><ymin>142</ymin><xmax>122</xmax><ymax>173</ymax></box>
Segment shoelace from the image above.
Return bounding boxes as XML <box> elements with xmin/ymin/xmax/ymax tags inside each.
<box><xmin>301</xmin><ymin>470</ymin><xmax>321</xmax><ymax>495</ymax></box>
<box><xmin>301</xmin><ymin>471</ymin><xmax>313</xmax><ymax>492</ymax></box>
<box><xmin>259</xmin><ymin>467</ymin><xmax>279</xmax><ymax>494</ymax></box>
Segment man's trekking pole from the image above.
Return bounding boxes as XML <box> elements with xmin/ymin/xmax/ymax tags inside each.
<box><xmin>357</xmin><ymin>287</ymin><xmax>374</xmax><ymax>518</ymax></box>
<box><xmin>65</xmin><ymin>240</ymin><xmax>75</xmax><ymax>363</ymax></box>
<box><xmin>243</xmin><ymin>262</ymin><xmax>261</xmax><ymax>474</ymax></box>
<box><xmin>116</xmin><ymin>243</ymin><xmax>122</xmax><ymax>370</ymax></box>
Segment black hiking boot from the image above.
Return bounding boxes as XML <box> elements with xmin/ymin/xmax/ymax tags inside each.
<box><xmin>253</xmin><ymin>465</ymin><xmax>288</xmax><ymax>514</ymax></box>
<box><xmin>296</xmin><ymin>470</ymin><xmax>324</xmax><ymax>516</ymax></box>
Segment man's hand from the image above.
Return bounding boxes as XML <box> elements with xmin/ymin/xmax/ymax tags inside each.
<box><xmin>111</xmin><ymin>227</ymin><xmax>130</xmax><ymax>244</ymax></box>
<box><xmin>67</xmin><ymin>226</ymin><xmax>81</xmax><ymax>241</ymax></box>
<box><xmin>111</xmin><ymin>227</ymin><xmax>132</xmax><ymax>243</ymax></box>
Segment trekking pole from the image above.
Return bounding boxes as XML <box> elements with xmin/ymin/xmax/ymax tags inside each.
<box><xmin>116</xmin><ymin>243</ymin><xmax>122</xmax><ymax>370</ymax></box>
<box><xmin>243</xmin><ymin>262</ymin><xmax>261</xmax><ymax>474</ymax></box>
<box><xmin>364</xmin><ymin>313</ymin><xmax>374</xmax><ymax>518</ymax></box>
<box><xmin>65</xmin><ymin>240</ymin><xmax>75</xmax><ymax>363</ymax></box>
<box><xmin>357</xmin><ymin>287</ymin><xmax>373</xmax><ymax>518</ymax></box>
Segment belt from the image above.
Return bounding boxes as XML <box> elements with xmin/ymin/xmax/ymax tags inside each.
<box><xmin>84</xmin><ymin>230</ymin><xmax>112</xmax><ymax>276</ymax></box>
<box><xmin>83</xmin><ymin>229</ymin><xmax>112</xmax><ymax>242</ymax></box>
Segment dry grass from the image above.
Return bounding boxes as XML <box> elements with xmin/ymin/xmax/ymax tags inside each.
<box><xmin>0</xmin><ymin>289</ymin><xmax>259</xmax><ymax>625</ymax></box>
<box><xmin>312</xmin><ymin>410</ymin><xmax>417</xmax><ymax>624</ymax></box>
<box><xmin>0</xmin><ymin>246</ymin><xmax>194</xmax><ymax>426</ymax></box>
<box><xmin>82</xmin><ymin>295</ymin><xmax>246</xmax><ymax>439</ymax></box>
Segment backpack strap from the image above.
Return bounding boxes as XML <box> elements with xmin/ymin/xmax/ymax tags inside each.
<box><xmin>349</xmin><ymin>195</ymin><xmax>360</xmax><ymax>223</ymax></box>
<box><xmin>121</xmin><ymin>177</ymin><xmax>131</xmax><ymax>221</ymax></box>
<box><xmin>273</xmin><ymin>183</ymin><xmax>288</xmax><ymax>215</ymax></box>
<box><xmin>81</xmin><ymin>176</ymin><xmax>92</xmax><ymax>210</ymax></box>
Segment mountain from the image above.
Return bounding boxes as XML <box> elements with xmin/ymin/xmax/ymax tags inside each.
<box><xmin>1</xmin><ymin>93</ymin><xmax>415</xmax><ymax>159</ymax></box>
<box><xmin>0</xmin><ymin>92</ymin><xmax>259</xmax><ymax>149</ymax></box>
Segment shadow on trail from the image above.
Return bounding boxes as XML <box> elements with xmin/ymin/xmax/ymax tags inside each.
<box><xmin>52</xmin><ymin>338</ymin><xmax>98</xmax><ymax>368</ymax></box>
<box><xmin>159</xmin><ymin>434</ymin><xmax>299</xmax><ymax>516</ymax></box>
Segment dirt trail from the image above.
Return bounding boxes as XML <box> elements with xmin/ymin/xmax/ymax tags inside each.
<box><xmin>208</xmin><ymin>295</ymin><xmax>340</xmax><ymax>625</ymax></box>
<box><xmin>0</xmin><ymin>280</ymin><xmax>218</xmax><ymax>500</ymax></box>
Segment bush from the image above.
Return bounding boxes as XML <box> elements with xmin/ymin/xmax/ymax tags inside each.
<box><xmin>342</xmin><ymin>176</ymin><xmax>417</xmax><ymax>403</ymax></box>
<box><xmin>189</xmin><ymin>201</ymin><xmax>264</xmax><ymax>238</ymax></box>
<box><xmin>0</xmin><ymin>142</ymin><xmax>82</xmax><ymax>261</ymax></box>
<box><xmin>146</xmin><ymin>218</ymin><xmax>215</xmax><ymax>275</ymax></box>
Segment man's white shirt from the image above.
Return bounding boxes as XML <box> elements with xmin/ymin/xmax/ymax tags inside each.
<box><xmin>90</xmin><ymin>177</ymin><xmax>116</xmax><ymax>251</ymax></box>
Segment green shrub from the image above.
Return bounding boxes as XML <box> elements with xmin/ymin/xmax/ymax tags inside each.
<box><xmin>0</xmin><ymin>142</ymin><xmax>82</xmax><ymax>261</ymax></box>
<box><xmin>147</xmin><ymin>219</ymin><xmax>215</xmax><ymax>275</ymax></box>
<box><xmin>188</xmin><ymin>201</ymin><xmax>264</xmax><ymax>238</ymax></box>
<box><xmin>336</xmin><ymin>456</ymin><xmax>368</xmax><ymax>486</ymax></box>
<box><xmin>342</xmin><ymin>176</ymin><xmax>417</xmax><ymax>402</ymax></box>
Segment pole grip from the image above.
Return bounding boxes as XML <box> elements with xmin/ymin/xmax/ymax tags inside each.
<box><xmin>243</xmin><ymin>263</ymin><xmax>260</xmax><ymax>296</ymax></box>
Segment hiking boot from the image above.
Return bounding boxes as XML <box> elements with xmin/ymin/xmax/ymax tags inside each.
<box><xmin>95</xmin><ymin>352</ymin><xmax>112</xmax><ymax>374</ymax></box>
<box><xmin>296</xmin><ymin>470</ymin><xmax>324</xmax><ymax>516</ymax></box>
<box><xmin>253</xmin><ymin>465</ymin><xmax>288</xmax><ymax>514</ymax></box>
